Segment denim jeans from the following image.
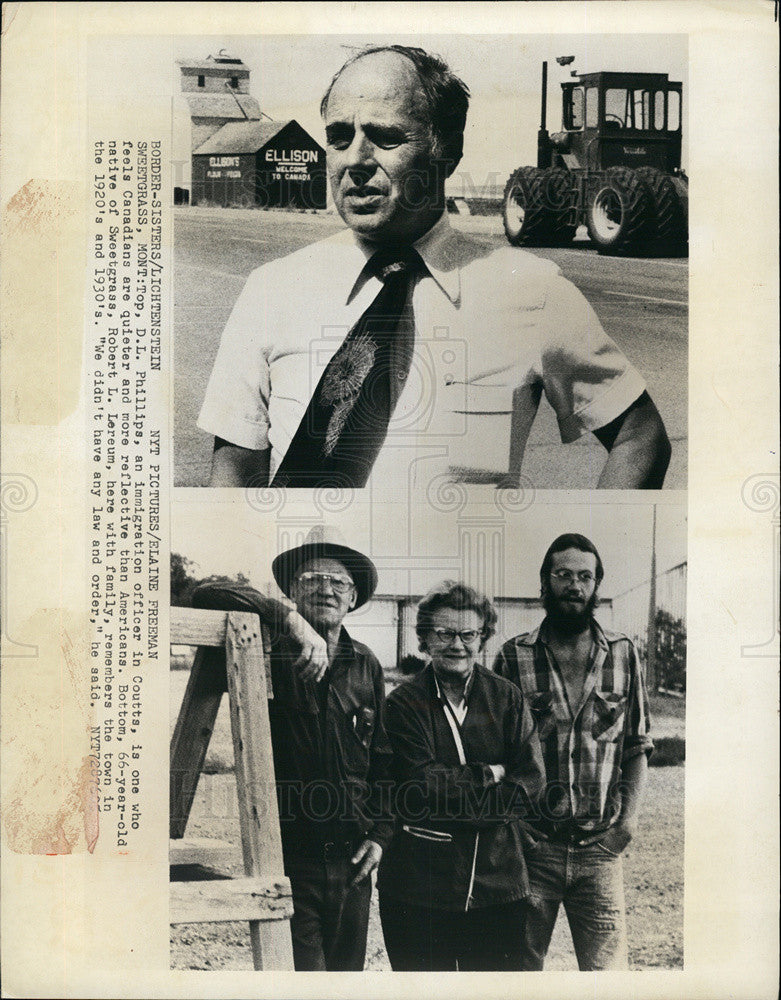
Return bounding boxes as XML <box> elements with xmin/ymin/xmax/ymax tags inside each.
<box><xmin>285</xmin><ymin>856</ymin><xmax>372</xmax><ymax>971</ymax></box>
<box><xmin>520</xmin><ymin>839</ymin><xmax>628</xmax><ymax>970</ymax></box>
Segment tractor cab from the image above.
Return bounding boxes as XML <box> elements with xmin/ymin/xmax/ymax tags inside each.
<box><xmin>503</xmin><ymin>61</ymin><xmax>687</xmax><ymax>255</ymax></box>
<box><xmin>550</xmin><ymin>71</ymin><xmax>683</xmax><ymax>175</ymax></box>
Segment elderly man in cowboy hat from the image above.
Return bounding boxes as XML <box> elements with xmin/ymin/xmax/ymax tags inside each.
<box><xmin>194</xmin><ymin>525</ymin><xmax>393</xmax><ymax>971</ymax></box>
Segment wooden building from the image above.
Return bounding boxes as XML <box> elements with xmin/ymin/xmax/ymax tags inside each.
<box><xmin>191</xmin><ymin>119</ymin><xmax>326</xmax><ymax>209</ymax></box>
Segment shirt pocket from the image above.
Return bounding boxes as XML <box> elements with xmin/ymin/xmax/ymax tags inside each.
<box><xmin>267</xmin><ymin>353</ymin><xmax>308</xmax><ymax>405</ymax></box>
<box><xmin>351</xmin><ymin>705</ymin><xmax>376</xmax><ymax>749</ymax></box>
<box><xmin>333</xmin><ymin>704</ymin><xmax>375</xmax><ymax>780</ymax></box>
<box><xmin>591</xmin><ymin>691</ymin><xmax>627</xmax><ymax>742</ymax></box>
<box><xmin>530</xmin><ymin>692</ymin><xmax>557</xmax><ymax>742</ymax></box>
<box><xmin>440</xmin><ymin>383</ymin><xmax>515</xmax><ymax>474</ymax></box>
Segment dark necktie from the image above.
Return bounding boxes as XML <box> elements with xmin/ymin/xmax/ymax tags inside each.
<box><xmin>272</xmin><ymin>247</ymin><xmax>423</xmax><ymax>488</ymax></box>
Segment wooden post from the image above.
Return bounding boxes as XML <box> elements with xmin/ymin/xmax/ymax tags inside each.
<box><xmin>169</xmin><ymin>645</ymin><xmax>227</xmax><ymax>839</ymax></box>
<box><xmin>224</xmin><ymin>611</ymin><xmax>294</xmax><ymax>971</ymax></box>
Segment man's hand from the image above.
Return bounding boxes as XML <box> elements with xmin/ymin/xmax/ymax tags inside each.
<box><xmin>350</xmin><ymin>839</ymin><xmax>383</xmax><ymax>886</ymax></box>
<box><xmin>488</xmin><ymin>763</ymin><xmax>506</xmax><ymax>784</ymax></box>
<box><xmin>518</xmin><ymin>821</ymin><xmax>548</xmax><ymax>851</ymax></box>
<box><xmin>594</xmin><ymin>392</ymin><xmax>671</xmax><ymax>489</ymax></box>
<box><xmin>284</xmin><ymin>609</ymin><xmax>329</xmax><ymax>682</ymax></box>
<box><xmin>581</xmin><ymin>819</ymin><xmax>636</xmax><ymax>856</ymax></box>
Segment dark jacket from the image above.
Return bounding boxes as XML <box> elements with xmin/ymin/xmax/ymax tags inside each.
<box><xmin>377</xmin><ymin>663</ymin><xmax>545</xmax><ymax>911</ymax></box>
<box><xmin>192</xmin><ymin>582</ymin><xmax>394</xmax><ymax>853</ymax></box>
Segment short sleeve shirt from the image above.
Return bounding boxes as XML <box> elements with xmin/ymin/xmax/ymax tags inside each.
<box><xmin>198</xmin><ymin>213</ymin><xmax>646</xmax><ymax>489</ymax></box>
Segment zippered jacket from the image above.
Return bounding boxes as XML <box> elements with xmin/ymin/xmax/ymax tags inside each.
<box><xmin>377</xmin><ymin>663</ymin><xmax>545</xmax><ymax>911</ymax></box>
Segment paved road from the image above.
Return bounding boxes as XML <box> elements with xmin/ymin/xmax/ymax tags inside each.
<box><xmin>174</xmin><ymin>208</ymin><xmax>687</xmax><ymax>489</ymax></box>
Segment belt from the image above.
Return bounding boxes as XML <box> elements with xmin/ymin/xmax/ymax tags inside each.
<box><xmin>283</xmin><ymin>835</ymin><xmax>358</xmax><ymax>863</ymax></box>
<box><xmin>546</xmin><ymin>822</ymin><xmax>607</xmax><ymax>846</ymax></box>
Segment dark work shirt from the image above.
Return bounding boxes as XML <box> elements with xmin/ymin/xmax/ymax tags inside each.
<box><xmin>268</xmin><ymin>626</ymin><xmax>394</xmax><ymax>853</ymax></box>
<box><xmin>190</xmin><ymin>581</ymin><xmax>394</xmax><ymax>853</ymax></box>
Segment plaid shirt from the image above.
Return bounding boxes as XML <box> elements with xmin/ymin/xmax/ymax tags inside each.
<box><xmin>493</xmin><ymin>619</ymin><xmax>653</xmax><ymax>835</ymax></box>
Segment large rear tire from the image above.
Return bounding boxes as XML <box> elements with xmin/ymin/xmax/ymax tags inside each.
<box><xmin>539</xmin><ymin>168</ymin><xmax>577</xmax><ymax>245</ymax></box>
<box><xmin>635</xmin><ymin>166</ymin><xmax>686</xmax><ymax>253</ymax></box>
<box><xmin>586</xmin><ymin>166</ymin><xmax>654</xmax><ymax>255</ymax></box>
<box><xmin>502</xmin><ymin>167</ymin><xmax>552</xmax><ymax>246</ymax></box>
<box><xmin>672</xmin><ymin>175</ymin><xmax>688</xmax><ymax>254</ymax></box>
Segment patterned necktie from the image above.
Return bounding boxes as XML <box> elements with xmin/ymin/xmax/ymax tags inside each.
<box><xmin>272</xmin><ymin>247</ymin><xmax>423</xmax><ymax>488</ymax></box>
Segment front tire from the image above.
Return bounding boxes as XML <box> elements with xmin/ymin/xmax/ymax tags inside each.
<box><xmin>502</xmin><ymin>167</ymin><xmax>552</xmax><ymax>246</ymax></box>
<box><xmin>587</xmin><ymin>167</ymin><xmax>654</xmax><ymax>255</ymax></box>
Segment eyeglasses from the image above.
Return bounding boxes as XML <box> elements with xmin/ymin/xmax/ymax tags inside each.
<box><xmin>550</xmin><ymin>569</ymin><xmax>596</xmax><ymax>585</ymax></box>
<box><xmin>428</xmin><ymin>627</ymin><xmax>483</xmax><ymax>645</ymax></box>
<box><xmin>296</xmin><ymin>571</ymin><xmax>354</xmax><ymax>594</ymax></box>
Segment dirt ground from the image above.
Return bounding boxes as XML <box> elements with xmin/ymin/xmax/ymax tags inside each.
<box><xmin>171</xmin><ymin>732</ymin><xmax>684</xmax><ymax>971</ymax></box>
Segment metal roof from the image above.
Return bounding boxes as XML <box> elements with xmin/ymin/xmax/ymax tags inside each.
<box><xmin>184</xmin><ymin>94</ymin><xmax>262</xmax><ymax>120</ymax></box>
<box><xmin>180</xmin><ymin>64</ymin><xmax>250</xmax><ymax>75</ymax></box>
<box><xmin>575</xmin><ymin>71</ymin><xmax>675</xmax><ymax>85</ymax></box>
<box><xmin>177</xmin><ymin>56</ymin><xmax>249</xmax><ymax>71</ymax></box>
<box><xmin>193</xmin><ymin>120</ymin><xmax>292</xmax><ymax>155</ymax></box>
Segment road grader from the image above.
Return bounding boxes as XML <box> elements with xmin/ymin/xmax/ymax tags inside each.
<box><xmin>502</xmin><ymin>61</ymin><xmax>688</xmax><ymax>255</ymax></box>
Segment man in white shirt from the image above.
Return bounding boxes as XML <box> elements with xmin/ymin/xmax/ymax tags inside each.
<box><xmin>198</xmin><ymin>45</ymin><xmax>670</xmax><ymax>490</ymax></box>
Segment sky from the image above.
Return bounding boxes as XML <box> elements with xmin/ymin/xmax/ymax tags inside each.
<box><xmin>173</xmin><ymin>499</ymin><xmax>687</xmax><ymax>601</ymax></box>
<box><xmin>90</xmin><ymin>33</ymin><xmax>688</xmax><ymax>192</ymax></box>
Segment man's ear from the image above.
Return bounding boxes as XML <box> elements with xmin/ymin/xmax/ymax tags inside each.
<box><xmin>348</xmin><ymin>588</ymin><xmax>357</xmax><ymax>611</ymax></box>
<box><xmin>439</xmin><ymin>137</ymin><xmax>463</xmax><ymax>178</ymax></box>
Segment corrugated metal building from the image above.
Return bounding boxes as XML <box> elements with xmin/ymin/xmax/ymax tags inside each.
<box><xmin>191</xmin><ymin>119</ymin><xmax>326</xmax><ymax>209</ymax></box>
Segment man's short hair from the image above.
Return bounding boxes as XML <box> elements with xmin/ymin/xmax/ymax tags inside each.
<box><xmin>539</xmin><ymin>534</ymin><xmax>605</xmax><ymax>591</ymax></box>
<box><xmin>320</xmin><ymin>44</ymin><xmax>471</xmax><ymax>171</ymax></box>
<box><xmin>416</xmin><ymin>580</ymin><xmax>497</xmax><ymax>652</ymax></box>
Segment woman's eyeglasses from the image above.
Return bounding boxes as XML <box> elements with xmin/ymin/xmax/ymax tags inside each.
<box><xmin>428</xmin><ymin>627</ymin><xmax>483</xmax><ymax>644</ymax></box>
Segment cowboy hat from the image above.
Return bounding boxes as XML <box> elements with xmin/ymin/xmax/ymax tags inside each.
<box><xmin>272</xmin><ymin>525</ymin><xmax>378</xmax><ymax>609</ymax></box>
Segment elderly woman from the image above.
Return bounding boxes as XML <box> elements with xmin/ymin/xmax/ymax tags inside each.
<box><xmin>377</xmin><ymin>582</ymin><xmax>545</xmax><ymax>971</ymax></box>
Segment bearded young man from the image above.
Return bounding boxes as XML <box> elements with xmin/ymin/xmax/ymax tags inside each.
<box><xmin>492</xmin><ymin>533</ymin><xmax>653</xmax><ymax>970</ymax></box>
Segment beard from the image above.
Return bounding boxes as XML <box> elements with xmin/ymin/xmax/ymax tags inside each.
<box><xmin>543</xmin><ymin>588</ymin><xmax>599</xmax><ymax>635</ymax></box>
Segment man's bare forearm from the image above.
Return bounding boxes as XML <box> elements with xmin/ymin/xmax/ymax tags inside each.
<box><xmin>618</xmin><ymin>751</ymin><xmax>648</xmax><ymax>829</ymax></box>
<box><xmin>207</xmin><ymin>442</ymin><xmax>270</xmax><ymax>487</ymax></box>
<box><xmin>595</xmin><ymin>394</ymin><xmax>671</xmax><ymax>489</ymax></box>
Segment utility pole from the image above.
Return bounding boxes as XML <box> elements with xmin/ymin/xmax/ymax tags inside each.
<box><xmin>646</xmin><ymin>505</ymin><xmax>658</xmax><ymax>692</ymax></box>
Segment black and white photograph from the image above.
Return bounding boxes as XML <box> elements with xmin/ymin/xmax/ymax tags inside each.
<box><xmin>169</xmin><ymin>498</ymin><xmax>686</xmax><ymax>971</ymax></box>
<box><xmin>1</xmin><ymin>4</ymin><xmax>777</xmax><ymax>999</ymax></box>
<box><xmin>167</xmin><ymin>34</ymin><xmax>688</xmax><ymax>493</ymax></box>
